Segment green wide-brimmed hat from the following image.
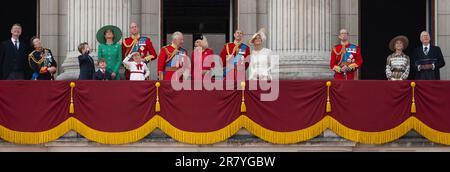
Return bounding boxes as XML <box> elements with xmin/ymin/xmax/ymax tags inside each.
<box><xmin>96</xmin><ymin>25</ymin><xmax>123</xmax><ymax>44</ymax></box>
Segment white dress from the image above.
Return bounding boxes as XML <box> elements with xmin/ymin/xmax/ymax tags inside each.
<box><xmin>123</xmin><ymin>55</ymin><xmax>150</xmax><ymax>81</ymax></box>
<box><xmin>249</xmin><ymin>48</ymin><xmax>273</xmax><ymax>80</ymax></box>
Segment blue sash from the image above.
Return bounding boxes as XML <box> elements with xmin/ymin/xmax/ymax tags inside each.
<box><xmin>165</xmin><ymin>48</ymin><xmax>186</xmax><ymax>68</ymax></box>
<box><xmin>129</xmin><ymin>37</ymin><xmax>148</xmax><ymax>61</ymax></box>
<box><xmin>224</xmin><ymin>44</ymin><xmax>248</xmax><ymax>76</ymax></box>
<box><xmin>340</xmin><ymin>44</ymin><xmax>357</xmax><ymax>65</ymax></box>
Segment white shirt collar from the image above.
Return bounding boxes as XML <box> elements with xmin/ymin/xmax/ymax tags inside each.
<box><xmin>423</xmin><ymin>44</ymin><xmax>430</xmax><ymax>50</ymax></box>
<box><xmin>11</xmin><ymin>38</ymin><xmax>19</xmax><ymax>44</ymax></box>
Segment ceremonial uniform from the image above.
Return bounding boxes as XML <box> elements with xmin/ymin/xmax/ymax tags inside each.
<box><xmin>330</xmin><ymin>43</ymin><xmax>363</xmax><ymax>80</ymax></box>
<box><xmin>219</xmin><ymin>42</ymin><xmax>250</xmax><ymax>80</ymax></box>
<box><xmin>157</xmin><ymin>44</ymin><xmax>188</xmax><ymax>81</ymax></box>
<box><xmin>122</xmin><ymin>34</ymin><xmax>157</xmax><ymax>80</ymax></box>
<box><xmin>28</xmin><ymin>48</ymin><xmax>57</xmax><ymax>80</ymax></box>
<box><xmin>122</xmin><ymin>54</ymin><xmax>150</xmax><ymax>81</ymax></box>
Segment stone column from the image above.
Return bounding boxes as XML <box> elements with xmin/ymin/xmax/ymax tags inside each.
<box><xmin>437</xmin><ymin>0</ymin><xmax>450</xmax><ymax>80</ymax></box>
<box><xmin>140</xmin><ymin>0</ymin><xmax>160</xmax><ymax>80</ymax></box>
<box><xmin>266</xmin><ymin>0</ymin><xmax>334</xmax><ymax>79</ymax></box>
<box><xmin>57</xmin><ymin>0</ymin><xmax>132</xmax><ymax>80</ymax></box>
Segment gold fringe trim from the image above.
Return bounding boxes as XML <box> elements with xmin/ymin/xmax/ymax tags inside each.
<box><xmin>72</xmin><ymin>117</ymin><xmax>158</xmax><ymax>145</ymax></box>
<box><xmin>328</xmin><ymin>117</ymin><xmax>414</xmax><ymax>144</ymax></box>
<box><xmin>3</xmin><ymin>116</ymin><xmax>450</xmax><ymax>145</ymax></box>
<box><xmin>157</xmin><ymin>115</ymin><xmax>243</xmax><ymax>145</ymax></box>
<box><xmin>412</xmin><ymin>117</ymin><xmax>450</xmax><ymax>146</ymax></box>
<box><xmin>0</xmin><ymin>119</ymin><xmax>72</xmax><ymax>144</ymax></box>
<box><xmin>242</xmin><ymin>116</ymin><xmax>328</xmax><ymax>144</ymax></box>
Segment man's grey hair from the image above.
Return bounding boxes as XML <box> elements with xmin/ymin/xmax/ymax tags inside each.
<box><xmin>172</xmin><ymin>31</ymin><xmax>184</xmax><ymax>41</ymax></box>
<box><xmin>420</xmin><ymin>31</ymin><xmax>430</xmax><ymax>37</ymax></box>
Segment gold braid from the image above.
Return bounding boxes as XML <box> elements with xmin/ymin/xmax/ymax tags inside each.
<box><xmin>28</xmin><ymin>49</ymin><xmax>48</xmax><ymax>66</ymax></box>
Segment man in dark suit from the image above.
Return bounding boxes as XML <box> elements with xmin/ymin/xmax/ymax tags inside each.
<box><xmin>0</xmin><ymin>23</ymin><xmax>30</xmax><ymax>80</ymax></box>
<box><xmin>411</xmin><ymin>31</ymin><xmax>446</xmax><ymax>80</ymax></box>
<box><xmin>77</xmin><ymin>42</ymin><xmax>95</xmax><ymax>80</ymax></box>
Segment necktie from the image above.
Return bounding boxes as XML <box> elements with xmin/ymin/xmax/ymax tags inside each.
<box><xmin>424</xmin><ymin>47</ymin><xmax>429</xmax><ymax>55</ymax></box>
<box><xmin>14</xmin><ymin>41</ymin><xmax>19</xmax><ymax>50</ymax></box>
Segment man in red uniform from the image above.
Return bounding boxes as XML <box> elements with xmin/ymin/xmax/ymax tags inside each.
<box><xmin>330</xmin><ymin>29</ymin><xmax>363</xmax><ymax>80</ymax></box>
<box><xmin>122</xmin><ymin>22</ymin><xmax>157</xmax><ymax>80</ymax></box>
<box><xmin>158</xmin><ymin>31</ymin><xmax>188</xmax><ymax>81</ymax></box>
<box><xmin>219</xmin><ymin>29</ymin><xmax>251</xmax><ymax>80</ymax></box>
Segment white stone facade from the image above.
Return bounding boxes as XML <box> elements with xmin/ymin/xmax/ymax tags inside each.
<box><xmin>39</xmin><ymin>0</ymin><xmax>449</xmax><ymax>80</ymax></box>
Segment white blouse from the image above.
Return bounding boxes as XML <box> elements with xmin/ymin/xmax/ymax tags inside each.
<box><xmin>249</xmin><ymin>48</ymin><xmax>273</xmax><ymax>80</ymax></box>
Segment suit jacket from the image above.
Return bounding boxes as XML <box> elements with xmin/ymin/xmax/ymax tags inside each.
<box><xmin>411</xmin><ymin>45</ymin><xmax>446</xmax><ymax>80</ymax></box>
<box><xmin>78</xmin><ymin>53</ymin><xmax>95</xmax><ymax>80</ymax></box>
<box><xmin>93</xmin><ymin>70</ymin><xmax>113</xmax><ymax>80</ymax></box>
<box><xmin>0</xmin><ymin>39</ymin><xmax>30</xmax><ymax>80</ymax></box>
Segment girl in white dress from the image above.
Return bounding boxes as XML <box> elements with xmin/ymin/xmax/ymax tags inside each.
<box><xmin>123</xmin><ymin>52</ymin><xmax>150</xmax><ymax>80</ymax></box>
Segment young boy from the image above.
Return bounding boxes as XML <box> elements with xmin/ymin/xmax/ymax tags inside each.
<box><xmin>94</xmin><ymin>58</ymin><xmax>113</xmax><ymax>80</ymax></box>
<box><xmin>78</xmin><ymin>42</ymin><xmax>95</xmax><ymax>80</ymax></box>
<box><xmin>123</xmin><ymin>52</ymin><xmax>150</xmax><ymax>80</ymax></box>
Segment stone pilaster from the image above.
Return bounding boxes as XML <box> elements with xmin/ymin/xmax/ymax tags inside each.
<box><xmin>57</xmin><ymin>0</ymin><xmax>132</xmax><ymax>80</ymax></box>
<box><xmin>437</xmin><ymin>0</ymin><xmax>450</xmax><ymax>80</ymax></box>
<box><xmin>266</xmin><ymin>0</ymin><xmax>335</xmax><ymax>79</ymax></box>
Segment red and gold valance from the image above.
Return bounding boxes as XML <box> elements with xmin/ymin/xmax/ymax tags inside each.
<box><xmin>1</xmin><ymin>80</ymin><xmax>450</xmax><ymax>145</ymax></box>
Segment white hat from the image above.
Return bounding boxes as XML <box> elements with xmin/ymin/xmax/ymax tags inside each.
<box><xmin>249</xmin><ymin>28</ymin><xmax>267</xmax><ymax>45</ymax></box>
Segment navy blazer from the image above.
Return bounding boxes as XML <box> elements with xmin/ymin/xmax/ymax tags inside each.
<box><xmin>0</xmin><ymin>39</ymin><xmax>30</xmax><ymax>80</ymax></box>
<box><xmin>78</xmin><ymin>53</ymin><xmax>95</xmax><ymax>80</ymax></box>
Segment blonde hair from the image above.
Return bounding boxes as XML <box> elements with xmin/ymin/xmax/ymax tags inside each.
<box><xmin>201</xmin><ymin>36</ymin><xmax>209</xmax><ymax>49</ymax></box>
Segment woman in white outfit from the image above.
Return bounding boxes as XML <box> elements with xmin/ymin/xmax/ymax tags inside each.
<box><xmin>248</xmin><ymin>29</ymin><xmax>273</xmax><ymax>80</ymax></box>
<box><xmin>123</xmin><ymin>52</ymin><xmax>150</xmax><ymax>80</ymax></box>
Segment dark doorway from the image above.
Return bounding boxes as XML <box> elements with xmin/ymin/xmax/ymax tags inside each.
<box><xmin>162</xmin><ymin>0</ymin><xmax>234</xmax><ymax>53</ymax></box>
<box><xmin>360</xmin><ymin>0</ymin><xmax>429</xmax><ymax>80</ymax></box>
<box><xmin>0</xmin><ymin>0</ymin><xmax>38</xmax><ymax>45</ymax></box>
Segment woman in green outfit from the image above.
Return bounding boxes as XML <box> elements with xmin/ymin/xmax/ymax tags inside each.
<box><xmin>96</xmin><ymin>25</ymin><xmax>123</xmax><ymax>80</ymax></box>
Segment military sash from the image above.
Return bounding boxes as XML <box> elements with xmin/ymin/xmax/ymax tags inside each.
<box><xmin>224</xmin><ymin>44</ymin><xmax>247</xmax><ymax>76</ymax></box>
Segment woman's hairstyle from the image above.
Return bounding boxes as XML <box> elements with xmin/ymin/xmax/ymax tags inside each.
<box><xmin>29</xmin><ymin>36</ymin><xmax>39</xmax><ymax>49</ymax></box>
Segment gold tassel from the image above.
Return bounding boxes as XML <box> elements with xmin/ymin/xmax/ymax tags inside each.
<box><xmin>241</xmin><ymin>82</ymin><xmax>247</xmax><ymax>113</ymax></box>
<box><xmin>69</xmin><ymin>82</ymin><xmax>76</xmax><ymax>114</ymax></box>
<box><xmin>411</xmin><ymin>82</ymin><xmax>417</xmax><ymax>113</ymax></box>
<box><xmin>155</xmin><ymin>82</ymin><xmax>161</xmax><ymax>113</ymax></box>
<box><xmin>241</xmin><ymin>102</ymin><xmax>247</xmax><ymax>113</ymax></box>
<box><xmin>326</xmin><ymin>81</ymin><xmax>332</xmax><ymax>113</ymax></box>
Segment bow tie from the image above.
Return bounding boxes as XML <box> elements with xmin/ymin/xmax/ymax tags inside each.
<box><xmin>136</xmin><ymin>64</ymin><xmax>143</xmax><ymax>70</ymax></box>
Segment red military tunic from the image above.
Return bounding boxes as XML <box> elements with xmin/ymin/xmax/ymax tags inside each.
<box><xmin>219</xmin><ymin>42</ymin><xmax>251</xmax><ymax>80</ymax></box>
<box><xmin>330</xmin><ymin>43</ymin><xmax>363</xmax><ymax>80</ymax></box>
<box><xmin>191</xmin><ymin>48</ymin><xmax>214</xmax><ymax>80</ymax></box>
<box><xmin>158</xmin><ymin>44</ymin><xmax>188</xmax><ymax>81</ymax></box>
<box><xmin>122</xmin><ymin>35</ymin><xmax>157</xmax><ymax>80</ymax></box>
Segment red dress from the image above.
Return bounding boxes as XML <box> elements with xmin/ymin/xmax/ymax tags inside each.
<box><xmin>191</xmin><ymin>48</ymin><xmax>214</xmax><ymax>80</ymax></box>
<box><xmin>330</xmin><ymin>43</ymin><xmax>363</xmax><ymax>80</ymax></box>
